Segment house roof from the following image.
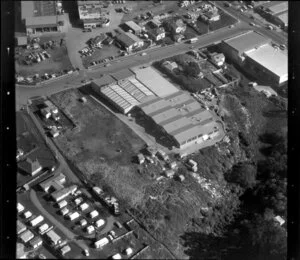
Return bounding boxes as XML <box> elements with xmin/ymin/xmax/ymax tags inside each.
<box><xmin>266</xmin><ymin>1</ymin><xmax>288</xmax><ymax>15</ymax></box>
<box><xmin>148</xmin><ymin>27</ymin><xmax>165</xmax><ymax>37</ymax></box>
<box><xmin>16</xmin><ymin>36</ymin><xmax>28</xmax><ymax>46</ymax></box>
<box><xmin>92</xmin><ymin>75</ymin><xmax>116</xmax><ymax>87</ymax></box>
<box><xmin>18</xmin><ymin>157</ymin><xmax>42</xmax><ymax>174</ymax></box>
<box><xmin>29</xmin><ymin>236</ymin><xmax>43</xmax><ymax>246</ymax></box>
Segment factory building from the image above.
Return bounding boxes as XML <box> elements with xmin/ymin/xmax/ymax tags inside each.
<box><xmin>21</xmin><ymin>1</ymin><xmax>64</xmax><ymax>35</ymax></box>
<box><xmin>221</xmin><ymin>31</ymin><xmax>287</xmax><ymax>86</ymax></box>
<box><xmin>137</xmin><ymin>91</ymin><xmax>220</xmax><ymax>149</ymax></box>
<box><xmin>259</xmin><ymin>1</ymin><xmax>288</xmax><ymax>29</ymax></box>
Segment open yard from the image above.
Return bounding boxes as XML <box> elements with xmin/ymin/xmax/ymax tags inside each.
<box><xmin>15</xmin><ymin>34</ymin><xmax>73</xmax><ymax>78</ymax></box>
<box><xmin>17</xmin><ymin>112</ymin><xmax>58</xmax><ymax>187</ymax></box>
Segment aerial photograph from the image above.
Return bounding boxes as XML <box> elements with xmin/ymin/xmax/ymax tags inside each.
<box><xmin>15</xmin><ymin>0</ymin><xmax>287</xmax><ymax>259</ymax></box>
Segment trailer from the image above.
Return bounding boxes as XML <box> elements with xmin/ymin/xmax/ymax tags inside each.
<box><xmin>67</xmin><ymin>212</ymin><xmax>80</xmax><ymax>221</ymax></box>
<box><xmin>95</xmin><ymin>219</ymin><xmax>105</xmax><ymax>228</ymax></box>
<box><xmin>57</xmin><ymin>200</ymin><xmax>68</xmax><ymax>209</ymax></box>
<box><xmin>86</xmin><ymin>225</ymin><xmax>95</xmax><ymax>234</ymax></box>
<box><xmin>79</xmin><ymin>203</ymin><xmax>89</xmax><ymax>211</ymax></box>
<box><xmin>17</xmin><ymin>203</ymin><xmax>25</xmax><ymax>213</ymax></box>
<box><xmin>94</xmin><ymin>237</ymin><xmax>109</xmax><ymax>248</ymax></box>
<box><xmin>89</xmin><ymin>210</ymin><xmax>99</xmax><ymax>219</ymax></box>
<box><xmin>30</xmin><ymin>215</ymin><xmax>44</xmax><ymax>227</ymax></box>
<box><xmin>38</xmin><ymin>223</ymin><xmax>49</xmax><ymax>234</ymax></box>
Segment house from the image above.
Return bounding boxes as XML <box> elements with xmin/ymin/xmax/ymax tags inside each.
<box><xmin>39</xmin><ymin>173</ymin><xmax>66</xmax><ymax>193</ymax></box>
<box><xmin>29</xmin><ymin>236</ymin><xmax>43</xmax><ymax>249</ymax></box>
<box><xmin>51</xmin><ymin>185</ymin><xmax>78</xmax><ymax>202</ymax></box>
<box><xmin>17</xmin><ymin>220</ymin><xmax>27</xmax><ymax>235</ymax></box>
<box><xmin>60</xmin><ymin>245</ymin><xmax>71</xmax><ymax>256</ymax></box>
<box><xmin>164</xmin><ymin>19</ymin><xmax>186</xmax><ymax>34</ymax></box>
<box><xmin>50</xmin><ymin>127</ymin><xmax>59</xmax><ymax>138</ymax></box>
<box><xmin>209</xmin><ymin>52</ymin><xmax>225</xmax><ymax>66</ymax></box>
<box><xmin>86</xmin><ymin>225</ymin><xmax>95</xmax><ymax>234</ymax></box>
<box><xmin>162</xmin><ymin>60</ymin><xmax>178</xmax><ymax>71</ymax></box>
<box><xmin>148</xmin><ymin>19</ymin><xmax>161</xmax><ymax>28</ymax></box>
<box><xmin>91</xmin><ymin>34</ymin><xmax>107</xmax><ymax>47</ymax></box>
<box><xmin>274</xmin><ymin>216</ymin><xmax>285</xmax><ymax>226</ymax></box>
<box><xmin>115</xmin><ymin>32</ymin><xmax>144</xmax><ymax>52</ymax></box>
<box><xmin>148</xmin><ymin>27</ymin><xmax>165</xmax><ymax>41</ymax></box>
<box><xmin>41</xmin><ymin>107</ymin><xmax>51</xmax><ymax>118</ymax></box>
<box><xmin>80</xmin><ymin>219</ymin><xmax>88</xmax><ymax>227</ymax></box>
<box><xmin>15</xmin><ymin>36</ymin><xmax>28</xmax><ymax>46</ymax></box>
<box><xmin>18</xmin><ymin>157</ymin><xmax>42</xmax><ymax>176</ymax></box>
<box><xmin>45</xmin><ymin>230</ymin><xmax>62</xmax><ymax>245</ymax></box>
<box><xmin>19</xmin><ymin>230</ymin><xmax>34</xmax><ymax>243</ymax></box>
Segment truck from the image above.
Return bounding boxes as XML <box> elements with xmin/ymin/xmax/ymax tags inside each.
<box><xmin>189</xmin><ymin>37</ymin><xmax>198</xmax><ymax>44</ymax></box>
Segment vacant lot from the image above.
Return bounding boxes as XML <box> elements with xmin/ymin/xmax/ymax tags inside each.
<box><xmin>15</xmin><ymin>34</ymin><xmax>73</xmax><ymax>77</ymax></box>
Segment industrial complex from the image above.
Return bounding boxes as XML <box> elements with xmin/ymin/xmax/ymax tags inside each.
<box><xmin>21</xmin><ymin>1</ymin><xmax>65</xmax><ymax>35</ymax></box>
<box><xmin>92</xmin><ymin>66</ymin><xmax>221</xmax><ymax>150</ymax></box>
<box><xmin>221</xmin><ymin>30</ymin><xmax>288</xmax><ymax>86</ymax></box>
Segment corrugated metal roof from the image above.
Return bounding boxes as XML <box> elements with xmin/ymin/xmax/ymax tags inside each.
<box><xmin>151</xmin><ymin>107</ymin><xmax>179</xmax><ymax>124</ymax></box>
<box><xmin>25</xmin><ymin>16</ymin><xmax>58</xmax><ymax>27</ymax></box>
<box><xmin>224</xmin><ymin>31</ymin><xmax>271</xmax><ymax>54</ymax></box>
<box><xmin>111</xmin><ymin>68</ymin><xmax>135</xmax><ymax>81</ymax></box>
<box><xmin>134</xmin><ymin>67</ymin><xmax>179</xmax><ymax>97</ymax></box>
<box><xmin>163</xmin><ymin>117</ymin><xmax>192</xmax><ymax>133</ymax></box>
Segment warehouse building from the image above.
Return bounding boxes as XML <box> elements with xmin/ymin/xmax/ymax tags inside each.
<box><xmin>244</xmin><ymin>44</ymin><xmax>288</xmax><ymax>86</ymax></box>
<box><xmin>21</xmin><ymin>1</ymin><xmax>64</xmax><ymax>35</ymax></box>
<box><xmin>115</xmin><ymin>32</ymin><xmax>144</xmax><ymax>52</ymax></box>
<box><xmin>221</xmin><ymin>31</ymin><xmax>287</xmax><ymax>86</ymax></box>
<box><xmin>137</xmin><ymin>91</ymin><xmax>220</xmax><ymax>149</ymax></box>
<box><xmin>124</xmin><ymin>21</ymin><xmax>143</xmax><ymax>35</ymax></box>
<box><xmin>259</xmin><ymin>1</ymin><xmax>288</xmax><ymax>29</ymax></box>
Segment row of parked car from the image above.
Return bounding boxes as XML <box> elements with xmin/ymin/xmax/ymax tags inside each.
<box><xmin>89</xmin><ymin>56</ymin><xmax>115</xmax><ymax>66</ymax></box>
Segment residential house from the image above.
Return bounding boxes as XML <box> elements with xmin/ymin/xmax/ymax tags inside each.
<box><xmin>209</xmin><ymin>52</ymin><xmax>225</xmax><ymax>67</ymax></box>
<box><xmin>91</xmin><ymin>34</ymin><xmax>107</xmax><ymax>47</ymax></box>
<box><xmin>164</xmin><ymin>19</ymin><xmax>186</xmax><ymax>34</ymax></box>
<box><xmin>18</xmin><ymin>157</ymin><xmax>42</xmax><ymax>176</ymax></box>
<box><xmin>162</xmin><ymin>60</ymin><xmax>178</xmax><ymax>71</ymax></box>
<box><xmin>148</xmin><ymin>27</ymin><xmax>165</xmax><ymax>41</ymax></box>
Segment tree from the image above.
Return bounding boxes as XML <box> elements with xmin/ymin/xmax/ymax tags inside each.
<box><xmin>185</xmin><ymin>61</ymin><xmax>201</xmax><ymax>78</ymax></box>
<box><xmin>225</xmin><ymin>163</ymin><xmax>257</xmax><ymax>189</ymax></box>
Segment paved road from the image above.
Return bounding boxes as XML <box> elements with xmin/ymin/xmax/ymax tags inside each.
<box><xmin>16</xmin><ymin>24</ymin><xmax>248</xmax><ymax>107</ymax></box>
<box><xmin>16</xmin><ymin>6</ymin><xmax>287</xmax><ymax>108</ymax></box>
<box><xmin>30</xmin><ymin>189</ymin><xmax>89</xmax><ymax>251</ymax></box>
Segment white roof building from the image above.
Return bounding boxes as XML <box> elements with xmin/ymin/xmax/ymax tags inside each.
<box><xmin>38</xmin><ymin>223</ymin><xmax>49</xmax><ymax>234</ymax></box>
<box><xmin>245</xmin><ymin>44</ymin><xmax>288</xmax><ymax>85</ymax></box>
<box><xmin>89</xmin><ymin>210</ymin><xmax>99</xmax><ymax>219</ymax></box>
<box><xmin>79</xmin><ymin>203</ymin><xmax>89</xmax><ymax>211</ymax></box>
<box><xmin>20</xmin><ymin>230</ymin><xmax>34</xmax><ymax>243</ymax></box>
<box><xmin>46</xmin><ymin>230</ymin><xmax>61</xmax><ymax>245</ymax></box>
<box><xmin>95</xmin><ymin>219</ymin><xmax>105</xmax><ymax>228</ymax></box>
<box><xmin>17</xmin><ymin>203</ymin><xmax>25</xmax><ymax>213</ymax></box>
<box><xmin>86</xmin><ymin>225</ymin><xmax>95</xmax><ymax>234</ymax></box>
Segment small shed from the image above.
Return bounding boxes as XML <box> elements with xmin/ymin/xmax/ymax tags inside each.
<box><xmin>16</xmin><ymin>36</ymin><xmax>28</xmax><ymax>46</ymax></box>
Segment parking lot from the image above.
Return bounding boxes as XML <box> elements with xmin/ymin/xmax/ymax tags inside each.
<box><xmin>15</xmin><ymin>34</ymin><xmax>74</xmax><ymax>82</ymax></box>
